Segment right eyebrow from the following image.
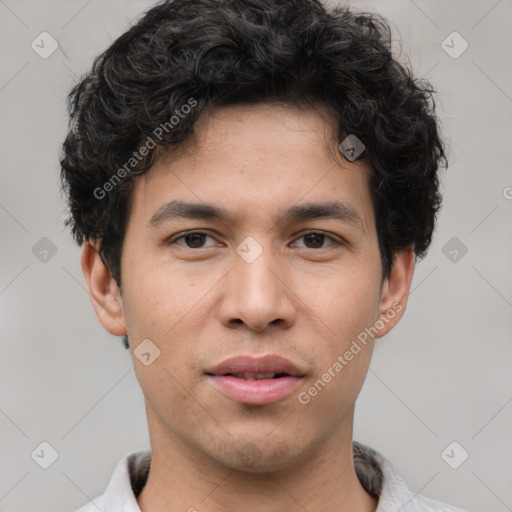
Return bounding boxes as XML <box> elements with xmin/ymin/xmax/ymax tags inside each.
<box><xmin>149</xmin><ymin>201</ymin><xmax>233</xmax><ymax>227</ymax></box>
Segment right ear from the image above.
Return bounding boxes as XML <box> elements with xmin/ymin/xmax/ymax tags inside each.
<box><xmin>81</xmin><ymin>240</ymin><xmax>127</xmax><ymax>337</ymax></box>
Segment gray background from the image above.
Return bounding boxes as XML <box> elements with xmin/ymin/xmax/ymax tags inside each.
<box><xmin>1</xmin><ymin>1</ymin><xmax>511</xmax><ymax>511</ymax></box>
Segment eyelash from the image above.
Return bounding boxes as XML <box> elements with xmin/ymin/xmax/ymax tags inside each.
<box><xmin>167</xmin><ymin>230</ymin><xmax>342</xmax><ymax>250</ymax></box>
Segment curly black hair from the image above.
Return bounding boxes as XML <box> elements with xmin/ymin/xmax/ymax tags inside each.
<box><xmin>60</xmin><ymin>0</ymin><xmax>448</xmax><ymax>291</ymax></box>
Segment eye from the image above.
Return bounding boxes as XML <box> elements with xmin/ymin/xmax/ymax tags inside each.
<box><xmin>292</xmin><ymin>231</ymin><xmax>341</xmax><ymax>250</ymax></box>
<box><xmin>167</xmin><ymin>230</ymin><xmax>342</xmax><ymax>250</ymax></box>
<box><xmin>168</xmin><ymin>231</ymin><xmax>218</xmax><ymax>249</ymax></box>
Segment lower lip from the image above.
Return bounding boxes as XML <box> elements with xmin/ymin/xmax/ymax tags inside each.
<box><xmin>208</xmin><ymin>375</ymin><xmax>303</xmax><ymax>405</ymax></box>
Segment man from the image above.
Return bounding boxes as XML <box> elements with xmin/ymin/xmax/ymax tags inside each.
<box><xmin>61</xmin><ymin>0</ymin><xmax>466</xmax><ymax>510</ymax></box>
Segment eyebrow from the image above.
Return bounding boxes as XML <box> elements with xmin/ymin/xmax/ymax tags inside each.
<box><xmin>148</xmin><ymin>200</ymin><xmax>366</xmax><ymax>233</ymax></box>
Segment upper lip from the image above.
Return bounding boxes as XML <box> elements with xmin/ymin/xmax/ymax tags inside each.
<box><xmin>206</xmin><ymin>355</ymin><xmax>305</xmax><ymax>377</ymax></box>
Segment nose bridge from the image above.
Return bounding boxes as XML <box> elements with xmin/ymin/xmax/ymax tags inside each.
<box><xmin>234</xmin><ymin>235</ymin><xmax>280</xmax><ymax>301</ymax></box>
<box><xmin>221</xmin><ymin>234</ymin><xmax>295</xmax><ymax>331</ymax></box>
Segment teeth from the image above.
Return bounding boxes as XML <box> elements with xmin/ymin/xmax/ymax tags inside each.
<box><xmin>233</xmin><ymin>372</ymin><xmax>277</xmax><ymax>380</ymax></box>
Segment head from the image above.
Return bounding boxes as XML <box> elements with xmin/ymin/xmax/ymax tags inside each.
<box><xmin>61</xmin><ymin>0</ymin><xmax>447</xmax><ymax>472</ymax></box>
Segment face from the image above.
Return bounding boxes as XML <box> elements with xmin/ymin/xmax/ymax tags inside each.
<box><xmin>84</xmin><ymin>102</ymin><xmax>414</xmax><ymax>472</ymax></box>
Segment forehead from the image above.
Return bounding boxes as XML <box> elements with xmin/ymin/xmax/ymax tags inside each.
<box><xmin>130</xmin><ymin>103</ymin><xmax>374</xmax><ymax>234</ymax></box>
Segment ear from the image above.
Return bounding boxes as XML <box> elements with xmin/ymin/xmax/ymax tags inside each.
<box><xmin>374</xmin><ymin>245</ymin><xmax>416</xmax><ymax>339</ymax></box>
<box><xmin>81</xmin><ymin>240</ymin><xmax>127</xmax><ymax>336</ymax></box>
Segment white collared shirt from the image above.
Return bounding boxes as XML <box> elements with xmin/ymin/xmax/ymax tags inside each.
<box><xmin>75</xmin><ymin>441</ymin><xmax>467</xmax><ymax>512</ymax></box>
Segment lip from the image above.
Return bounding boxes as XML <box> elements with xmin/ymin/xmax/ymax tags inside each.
<box><xmin>207</xmin><ymin>354</ymin><xmax>304</xmax><ymax>377</ymax></box>
<box><xmin>206</xmin><ymin>355</ymin><xmax>306</xmax><ymax>405</ymax></box>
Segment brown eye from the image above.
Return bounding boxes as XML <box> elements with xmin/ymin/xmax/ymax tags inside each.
<box><xmin>183</xmin><ymin>233</ymin><xmax>207</xmax><ymax>248</ymax></box>
<box><xmin>303</xmin><ymin>233</ymin><xmax>325</xmax><ymax>248</ymax></box>
<box><xmin>169</xmin><ymin>231</ymin><xmax>216</xmax><ymax>249</ymax></box>
<box><xmin>294</xmin><ymin>231</ymin><xmax>339</xmax><ymax>250</ymax></box>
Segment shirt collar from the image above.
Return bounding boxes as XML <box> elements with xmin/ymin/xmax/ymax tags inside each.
<box><xmin>96</xmin><ymin>441</ymin><xmax>463</xmax><ymax>512</ymax></box>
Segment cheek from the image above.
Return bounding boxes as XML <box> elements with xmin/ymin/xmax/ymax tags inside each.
<box><xmin>122</xmin><ymin>269</ymin><xmax>207</xmax><ymax>417</ymax></box>
<box><xmin>121</xmin><ymin>260</ymin><xmax>219</xmax><ymax>382</ymax></box>
<box><xmin>298</xmin><ymin>268</ymin><xmax>380</xmax><ymax>338</ymax></box>
<box><xmin>295</xmin><ymin>341</ymin><xmax>373</xmax><ymax>437</ymax></box>
<box><xmin>121</xmin><ymin>255</ymin><xmax>210</xmax><ymax>336</ymax></box>
<box><xmin>295</xmin><ymin>271</ymin><xmax>378</xmax><ymax>397</ymax></box>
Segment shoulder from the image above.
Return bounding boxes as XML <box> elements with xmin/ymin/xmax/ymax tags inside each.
<box><xmin>353</xmin><ymin>441</ymin><xmax>468</xmax><ymax>512</ymax></box>
<box><xmin>409</xmin><ymin>494</ymin><xmax>469</xmax><ymax>512</ymax></box>
<box><xmin>72</xmin><ymin>449</ymin><xmax>151</xmax><ymax>512</ymax></box>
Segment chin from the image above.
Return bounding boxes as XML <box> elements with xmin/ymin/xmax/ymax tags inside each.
<box><xmin>209</xmin><ymin>436</ymin><xmax>311</xmax><ymax>474</ymax></box>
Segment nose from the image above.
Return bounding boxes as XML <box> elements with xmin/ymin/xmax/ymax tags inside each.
<box><xmin>218</xmin><ymin>241</ymin><xmax>297</xmax><ymax>332</ymax></box>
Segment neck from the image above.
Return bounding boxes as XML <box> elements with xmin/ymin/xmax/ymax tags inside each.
<box><xmin>137</xmin><ymin>408</ymin><xmax>378</xmax><ymax>512</ymax></box>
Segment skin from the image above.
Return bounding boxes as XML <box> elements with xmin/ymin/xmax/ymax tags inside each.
<box><xmin>82</xmin><ymin>102</ymin><xmax>415</xmax><ymax>512</ymax></box>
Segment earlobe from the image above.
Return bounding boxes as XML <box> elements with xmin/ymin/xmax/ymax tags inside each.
<box><xmin>375</xmin><ymin>246</ymin><xmax>416</xmax><ymax>339</ymax></box>
<box><xmin>81</xmin><ymin>240</ymin><xmax>127</xmax><ymax>337</ymax></box>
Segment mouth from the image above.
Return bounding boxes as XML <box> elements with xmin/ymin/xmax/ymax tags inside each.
<box><xmin>205</xmin><ymin>355</ymin><xmax>306</xmax><ymax>405</ymax></box>
<box><xmin>217</xmin><ymin>372</ymin><xmax>293</xmax><ymax>380</ymax></box>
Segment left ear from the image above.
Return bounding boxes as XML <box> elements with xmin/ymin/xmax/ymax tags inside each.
<box><xmin>374</xmin><ymin>245</ymin><xmax>416</xmax><ymax>339</ymax></box>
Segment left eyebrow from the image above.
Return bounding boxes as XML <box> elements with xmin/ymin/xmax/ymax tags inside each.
<box><xmin>274</xmin><ymin>201</ymin><xmax>366</xmax><ymax>234</ymax></box>
<box><xmin>148</xmin><ymin>200</ymin><xmax>366</xmax><ymax>234</ymax></box>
